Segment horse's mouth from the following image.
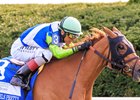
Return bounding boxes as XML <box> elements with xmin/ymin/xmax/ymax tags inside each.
<box><xmin>133</xmin><ymin>69</ymin><xmax>140</xmax><ymax>82</ymax></box>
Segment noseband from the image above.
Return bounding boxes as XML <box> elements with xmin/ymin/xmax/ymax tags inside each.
<box><xmin>90</xmin><ymin>32</ymin><xmax>139</xmax><ymax>74</ymax></box>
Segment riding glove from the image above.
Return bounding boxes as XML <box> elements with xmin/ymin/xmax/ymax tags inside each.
<box><xmin>77</xmin><ymin>41</ymin><xmax>93</xmax><ymax>51</ymax></box>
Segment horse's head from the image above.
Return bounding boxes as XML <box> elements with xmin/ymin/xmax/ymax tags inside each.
<box><xmin>90</xmin><ymin>27</ymin><xmax>140</xmax><ymax>82</ymax></box>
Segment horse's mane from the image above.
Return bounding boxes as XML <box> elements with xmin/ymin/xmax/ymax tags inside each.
<box><xmin>67</xmin><ymin>27</ymin><xmax>106</xmax><ymax>49</ymax></box>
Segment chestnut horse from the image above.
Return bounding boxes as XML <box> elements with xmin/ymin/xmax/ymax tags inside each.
<box><xmin>33</xmin><ymin>27</ymin><xmax>140</xmax><ymax>100</ymax></box>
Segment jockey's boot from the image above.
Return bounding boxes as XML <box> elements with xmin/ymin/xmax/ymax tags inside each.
<box><xmin>10</xmin><ymin>57</ymin><xmax>47</xmax><ymax>89</ymax></box>
<box><xmin>10</xmin><ymin>64</ymin><xmax>32</xmax><ymax>89</ymax></box>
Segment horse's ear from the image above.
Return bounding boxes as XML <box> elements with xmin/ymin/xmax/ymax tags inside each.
<box><xmin>112</xmin><ymin>27</ymin><xmax>119</xmax><ymax>31</ymax></box>
<box><xmin>112</xmin><ymin>27</ymin><xmax>121</xmax><ymax>33</ymax></box>
<box><xmin>103</xmin><ymin>27</ymin><xmax>117</xmax><ymax>38</ymax></box>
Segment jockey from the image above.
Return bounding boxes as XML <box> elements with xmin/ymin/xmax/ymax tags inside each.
<box><xmin>10</xmin><ymin>16</ymin><xmax>92</xmax><ymax>89</ymax></box>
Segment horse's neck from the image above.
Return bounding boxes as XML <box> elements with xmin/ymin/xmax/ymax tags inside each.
<box><xmin>34</xmin><ymin>36</ymin><xmax>109</xmax><ymax>100</ymax></box>
<box><xmin>78</xmin><ymin>36</ymin><xmax>109</xmax><ymax>89</ymax></box>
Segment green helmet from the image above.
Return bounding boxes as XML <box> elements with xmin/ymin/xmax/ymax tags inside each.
<box><xmin>59</xmin><ymin>16</ymin><xmax>83</xmax><ymax>35</ymax></box>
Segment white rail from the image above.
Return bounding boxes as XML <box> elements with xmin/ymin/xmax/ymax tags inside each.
<box><xmin>92</xmin><ymin>97</ymin><xmax>140</xmax><ymax>100</ymax></box>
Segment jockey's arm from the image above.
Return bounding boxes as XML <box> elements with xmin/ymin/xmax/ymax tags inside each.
<box><xmin>49</xmin><ymin>44</ymin><xmax>78</xmax><ymax>59</ymax></box>
<box><xmin>46</xmin><ymin>32</ymin><xmax>92</xmax><ymax>59</ymax></box>
<box><xmin>46</xmin><ymin>33</ymin><xmax>78</xmax><ymax>59</ymax></box>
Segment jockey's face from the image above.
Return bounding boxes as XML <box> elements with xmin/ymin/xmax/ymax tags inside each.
<box><xmin>60</xmin><ymin>30</ymin><xmax>76</xmax><ymax>45</ymax></box>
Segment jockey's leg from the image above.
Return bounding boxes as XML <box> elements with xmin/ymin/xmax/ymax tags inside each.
<box><xmin>10</xmin><ymin>63</ymin><xmax>31</xmax><ymax>89</ymax></box>
<box><xmin>10</xmin><ymin>57</ymin><xmax>45</xmax><ymax>89</ymax></box>
<box><xmin>10</xmin><ymin>39</ymin><xmax>52</xmax><ymax>89</ymax></box>
<box><xmin>10</xmin><ymin>52</ymin><xmax>52</xmax><ymax>89</ymax></box>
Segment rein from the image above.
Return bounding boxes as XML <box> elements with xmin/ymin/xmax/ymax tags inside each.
<box><xmin>69</xmin><ymin>50</ymin><xmax>87</xmax><ymax>100</ymax></box>
<box><xmin>89</xmin><ymin>46</ymin><xmax>139</xmax><ymax>73</ymax></box>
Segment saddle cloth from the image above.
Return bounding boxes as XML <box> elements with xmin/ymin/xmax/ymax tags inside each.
<box><xmin>0</xmin><ymin>56</ymin><xmax>44</xmax><ymax>100</ymax></box>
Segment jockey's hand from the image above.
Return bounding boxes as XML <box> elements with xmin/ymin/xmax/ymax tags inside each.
<box><xmin>77</xmin><ymin>41</ymin><xmax>93</xmax><ymax>51</ymax></box>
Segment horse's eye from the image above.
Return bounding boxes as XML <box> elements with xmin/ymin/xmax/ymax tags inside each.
<box><xmin>118</xmin><ymin>44</ymin><xmax>125</xmax><ymax>50</ymax></box>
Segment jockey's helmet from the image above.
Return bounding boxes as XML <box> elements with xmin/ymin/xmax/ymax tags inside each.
<box><xmin>59</xmin><ymin>16</ymin><xmax>83</xmax><ymax>36</ymax></box>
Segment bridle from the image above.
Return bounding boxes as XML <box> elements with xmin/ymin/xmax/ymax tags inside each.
<box><xmin>90</xmin><ymin>32</ymin><xmax>140</xmax><ymax>74</ymax></box>
<box><xmin>121</xmin><ymin>57</ymin><xmax>139</xmax><ymax>74</ymax></box>
<box><xmin>90</xmin><ymin>46</ymin><xmax>139</xmax><ymax>74</ymax></box>
<box><xmin>69</xmin><ymin>31</ymin><xmax>140</xmax><ymax>99</ymax></box>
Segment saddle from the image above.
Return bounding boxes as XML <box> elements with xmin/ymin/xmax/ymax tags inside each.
<box><xmin>10</xmin><ymin>58</ymin><xmax>25</xmax><ymax>66</ymax></box>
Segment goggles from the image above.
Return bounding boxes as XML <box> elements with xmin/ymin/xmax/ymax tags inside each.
<box><xmin>67</xmin><ymin>33</ymin><xmax>80</xmax><ymax>39</ymax></box>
